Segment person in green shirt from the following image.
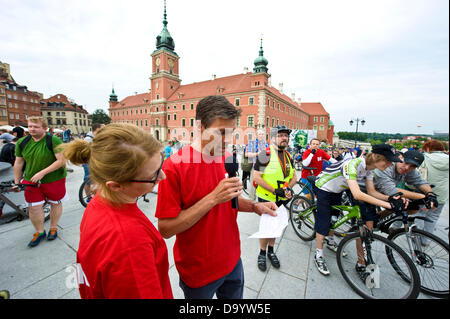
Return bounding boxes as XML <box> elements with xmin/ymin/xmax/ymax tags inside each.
<box><xmin>13</xmin><ymin>116</ymin><xmax>67</xmax><ymax>247</ymax></box>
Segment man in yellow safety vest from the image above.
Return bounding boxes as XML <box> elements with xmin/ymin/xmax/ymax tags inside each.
<box><xmin>253</xmin><ymin>125</ymin><xmax>298</xmax><ymax>271</ymax></box>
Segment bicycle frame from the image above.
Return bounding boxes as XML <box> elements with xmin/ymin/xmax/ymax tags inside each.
<box><xmin>0</xmin><ymin>192</ymin><xmax>28</xmax><ymax>219</ymax></box>
<box><xmin>330</xmin><ymin>205</ymin><xmax>361</xmax><ymax>231</ymax></box>
<box><xmin>296</xmin><ymin>203</ymin><xmax>362</xmax><ymax>235</ymax></box>
<box><xmin>377</xmin><ymin>210</ymin><xmax>431</xmax><ymax>265</ymax></box>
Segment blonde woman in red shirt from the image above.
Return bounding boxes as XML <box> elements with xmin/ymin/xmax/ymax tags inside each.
<box><xmin>61</xmin><ymin>123</ymin><xmax>173</xmax><ymax>299</ymax></box>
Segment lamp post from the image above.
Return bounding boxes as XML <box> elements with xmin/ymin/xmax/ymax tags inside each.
<box><xmin>349</xmin><ymin>118</ymin><xmax>365</xmax><ymax>148</ymax></box>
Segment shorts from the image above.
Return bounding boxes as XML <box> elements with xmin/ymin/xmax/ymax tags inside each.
<box><xmin>300</xmin><ymin>178</ymin><xmax>312</xmax><ymax>195</ymax></box>
<box><xmin>314</xmin><ymin>187</ymin><xmax>342</xmax><ymax>236</ymax></box>
<box><xmin>356</xmin><ymin>200</ymin><xmax>379</xmax><ymax>222</ymax></box>
<box><xmin>22</xmin><ymin>178</ymin><xmax>68</xmax><ymax>206</ymax></box>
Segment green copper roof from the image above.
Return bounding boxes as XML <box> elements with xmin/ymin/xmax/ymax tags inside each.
<box><xmin>253</xmin><ymin>38</ymin><xmax>268</xmax><ymax>73</ymax></box>
<box><xmin>156</xmin><ymin>0</ymin><xmax>175</xmax><ymax>52</ymax></box>
<box><xmin>109</xmin><ymin>87</ymin><xmax>118</xmax><ymax>102</ymax></box>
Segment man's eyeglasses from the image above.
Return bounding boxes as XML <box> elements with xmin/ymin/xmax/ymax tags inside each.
<box><xmin>130</xmin><ymin>154</ymin><xmax>164</xmax><ymax>184</ymax></box>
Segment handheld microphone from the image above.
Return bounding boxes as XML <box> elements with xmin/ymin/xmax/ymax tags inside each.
<box><xmin>224</xmin><ymin>154</ymin><xmax>239</xmax><ymax>209</ymax></box>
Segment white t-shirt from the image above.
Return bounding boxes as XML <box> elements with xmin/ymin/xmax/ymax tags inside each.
<box><xmin>315</xmin><ymin>158</ymin><xmax>373</xmax><ymax>193</ymax></box>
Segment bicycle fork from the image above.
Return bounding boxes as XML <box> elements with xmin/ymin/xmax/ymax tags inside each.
<box><xmin>358</xmin><ymin>225</ymin><xmax>380</xmax><ymax>289</ymax></box>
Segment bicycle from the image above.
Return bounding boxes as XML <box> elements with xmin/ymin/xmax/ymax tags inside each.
<box><xmin>374</xmin><ymin>202</ymin><xmax>449</xmax><ymax>298</ymax></box>
<box><xmin>0</xmin><ymin>180</ymin><xmax>50</xmax><ymax>224</ymax></box>
<box><xmin>289</xmin><ymin>193</ymin><xmax>421</xmax><ymax>298</ymax></box>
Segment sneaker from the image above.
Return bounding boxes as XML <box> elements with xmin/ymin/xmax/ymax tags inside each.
<box><xmin>267</xmin><ymin>252</ymin><xmax>280</xmax><ymax>269</ymax></box>
<box><xmin>28</xmin><ymin>231</ymin><xmax>46</xmax><ymax>247</ymax></box>
<box><xmin>314</xmin><ymin>255</ymin><xmax>330</xmax><ymax>276</ymax></box>
<box><xmin>257</xmin><ymin>254</ymin><xmax>267</xmax><ymax>271</ymax></box>
<box><xmin>47</xmin><ymin>228</ymin><xmax>58</xmax><ymax>241</ymax></box>
<box><xmin>325</xmin><ymin>240</ymin><xmax>339</xmax><ymax>253</ymax></box>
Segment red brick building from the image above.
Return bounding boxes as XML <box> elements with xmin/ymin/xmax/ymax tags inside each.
<box><xmin>0</xmin><ymin>61</ymin><xmax>42</xmax><ymax>126</ymax></box>
<box><xmin>109</xmin><ymin>4</ymin><xmax>334</xmax><ymax>144</ymax></box>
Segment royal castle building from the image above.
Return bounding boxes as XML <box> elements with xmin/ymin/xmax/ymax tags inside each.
<box><xmin>108</xmin><ymin>2</ymin><xmax>334</xmax><ymax>144</ymax></box>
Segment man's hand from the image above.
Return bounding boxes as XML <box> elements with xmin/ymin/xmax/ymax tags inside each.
<box><xmin>211</xmin><ymin>177</ymin><xmax>242</xmax><ymax>206</ymax></box>
<box><xmin>388</xmin><ymin>193</ymin><xmax>405</xmax><ymax>215</ymax></box>
<box><xmin>254</xmin><ymin>202</ymin><xmax>278</xmax><ymax>217</ymax></box>
<box><xmin>30</xmin><ymin>171</ymin><xmax>46</xmax><ymax>184</ymax></box>
<box><xmin>424</xmin><ymin>192</ymin><xmax>438</xmax><ymax>210</ymax></box>
<box><xmin>285</xmin><ymin>187</ymin><xmax>293</xmax><ymax>199</ymax></box>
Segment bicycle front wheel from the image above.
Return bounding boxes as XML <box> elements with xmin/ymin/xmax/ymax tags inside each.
<box><xmin>388</xmin><ymin>228</ymin><xmax>449</xmax><ymax>298</ymax></box>
<box><xmin>289</xmin><ymin>195</ymin><xmax>316</xmax><ymax>241</ymax></box>
<box><xmin>79</xmin><ymin>178</ymin><xmax>97</xmax><ymax>208</ymax></box>
<box><xmin>336</xmin><ymin>232</ymin><xmax>420</xmax><ymax>299</ymax></box>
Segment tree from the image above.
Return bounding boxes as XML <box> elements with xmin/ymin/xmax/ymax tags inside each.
<box><xmin>92</xmin><ymin>109</ymin><xmax>111</xmax><ymax>125</ymax></box>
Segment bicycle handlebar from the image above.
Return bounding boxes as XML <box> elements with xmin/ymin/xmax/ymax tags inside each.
<box><xmin>0</xmin><ymin>180</ymin><xmax>39</xmax><ymax>192</ymax></box>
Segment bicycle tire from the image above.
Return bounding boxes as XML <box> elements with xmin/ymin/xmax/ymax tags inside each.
<box><xmin>336</xmin><ymin>232</ymin><xmax>420</xmax><ymax>299</ymax></box>
<box><xmin>293</xmin><ymin>181</ymin><xmax>315</xmax><ymax>203</ymax></box>
<box><xmin>79</xmin><ymin>178</ymin><xmax>96</xmax><ymax>208</ymax></box>
<box><xmin>289</xmin><ymin>195</ymin><xmax>316</xmax><ymax>241</ymax></box>
<box><xmin>388</xmin><ymin>228</ymin><xmax>449</xmax><ymax>298</ymax></box>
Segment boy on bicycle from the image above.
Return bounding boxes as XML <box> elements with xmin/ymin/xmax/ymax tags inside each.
<box><xmin>312</xmin><ymin>144</ymin><xmax>403</xmax><ymax>276</ymax></box>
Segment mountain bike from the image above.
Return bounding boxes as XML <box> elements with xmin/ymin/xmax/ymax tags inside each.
<box><xmin>374</xmin><ymin>203</ymin><xmax>449</xmax><ymax>298</ymax></box>
<box><xmin>289</xmin><ymin>194</ymin><xmax>421</xmax><ymax>299</ymax></box>
<box><xmin>0</xmin><ymin>180</ymin><xmax>51</xmax><ymax>224</ymax></box>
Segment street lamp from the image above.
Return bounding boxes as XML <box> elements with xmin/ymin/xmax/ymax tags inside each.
<box><xmin>349</xmin><ymin>118</ymin><xmax>365</xmax><ymax>148</ymax></box>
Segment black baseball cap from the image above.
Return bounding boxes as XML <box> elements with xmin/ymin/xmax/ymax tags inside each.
<box><xmin>402</xmin><ymin>150</ymin><xmax>424</xmax><ymax>167</ymax></box>
<box><xmin>371</xmin><ymin>144</ymin><xmax>402</xmax><ymax>163</ymax></box>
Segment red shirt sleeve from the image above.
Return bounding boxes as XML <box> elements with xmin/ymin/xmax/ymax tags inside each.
<box><xmin>156</xmin><ymin>159</ymin><xmax>182</xmax><ymax>219</ymax></box>
<box><xmin>302</xmin><ymin>149</ymin><xmax>311</xmax><ymax>160</ymax></box>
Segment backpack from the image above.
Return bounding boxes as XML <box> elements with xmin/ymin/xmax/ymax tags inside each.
<box><xmin>18</xmin><ymin>133</ymin><xmax>55</xmax><ymax>158</ymax></box>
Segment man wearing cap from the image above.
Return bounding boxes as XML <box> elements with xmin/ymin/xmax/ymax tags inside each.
<box><xmin>253</xmin><ymin>125</ymin><xmax>298</xmax><ymax>271</ymax></box>
<box><xmin>312</xmin><ymin>144</ymin><xmax>404</xmax><ymax>276</ymax></box>
<box><xmin>373</xmin><ymin>149</ymin><xmax>437</xmax><ymax>213</ymax></box>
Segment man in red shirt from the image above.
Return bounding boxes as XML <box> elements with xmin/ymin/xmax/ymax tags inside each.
<box><xmin>156</xmin><ymin>96</ymin><xmax>277</xmax><ymax>299</ymax></box>
<box><xmin>300</xmin><ymin>138</ymin><xmax>331</xmax><ymax>197</ymax></box>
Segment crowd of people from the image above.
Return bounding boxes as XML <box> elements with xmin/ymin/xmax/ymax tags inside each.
<box><xmin>0</xmin><ymin>95</ymin><xmax>448</xmax><ymax>299</ymax></box>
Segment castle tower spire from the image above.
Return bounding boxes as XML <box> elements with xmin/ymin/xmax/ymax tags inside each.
<box><xmin>156</xmin><ymin>0</ymin><xmax>175</xmax><ymax>52</ymax></box>
<box><xmin>253</xmin><ymin>37</ymin><xmax>269</xmax><ymax>74</ymax></box>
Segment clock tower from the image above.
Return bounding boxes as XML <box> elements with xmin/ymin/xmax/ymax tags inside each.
<box><xmin>150</xmin><ymin>0</ymin><xmax>180</xmax><ymax>101</ymax></box>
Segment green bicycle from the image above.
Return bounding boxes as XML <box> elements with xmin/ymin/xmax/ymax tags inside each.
<box><xmin>289</xmin><ymin>195</ymin><xmax>421</xmax><ymax>299</ymax></box>
<box><xmin>289</xmin><ymin>195</ymin><xmax>358</xmax><ymax>241</ymax></box>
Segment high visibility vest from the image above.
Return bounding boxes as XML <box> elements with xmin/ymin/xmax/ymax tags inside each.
<box><xmin>256</xmin><ymin>145</ymin><xmax>294</xmax><ymax>202</ymax></box>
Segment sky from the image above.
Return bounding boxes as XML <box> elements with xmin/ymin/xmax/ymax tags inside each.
<box><xmin>1</xmin><ymin>0</ymin><xmax>448</xmax><ymax>135</ymax></box>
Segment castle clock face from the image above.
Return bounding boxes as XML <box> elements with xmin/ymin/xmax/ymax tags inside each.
<box><xmin>168</xmin><ymin>58</ymin><xmax>174</xmax><ymax>68</ymax></box>
<box><xmin>155</xmin><ymin>57</ymin><xmax>161</xmax><ymax>66</ymax></box>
